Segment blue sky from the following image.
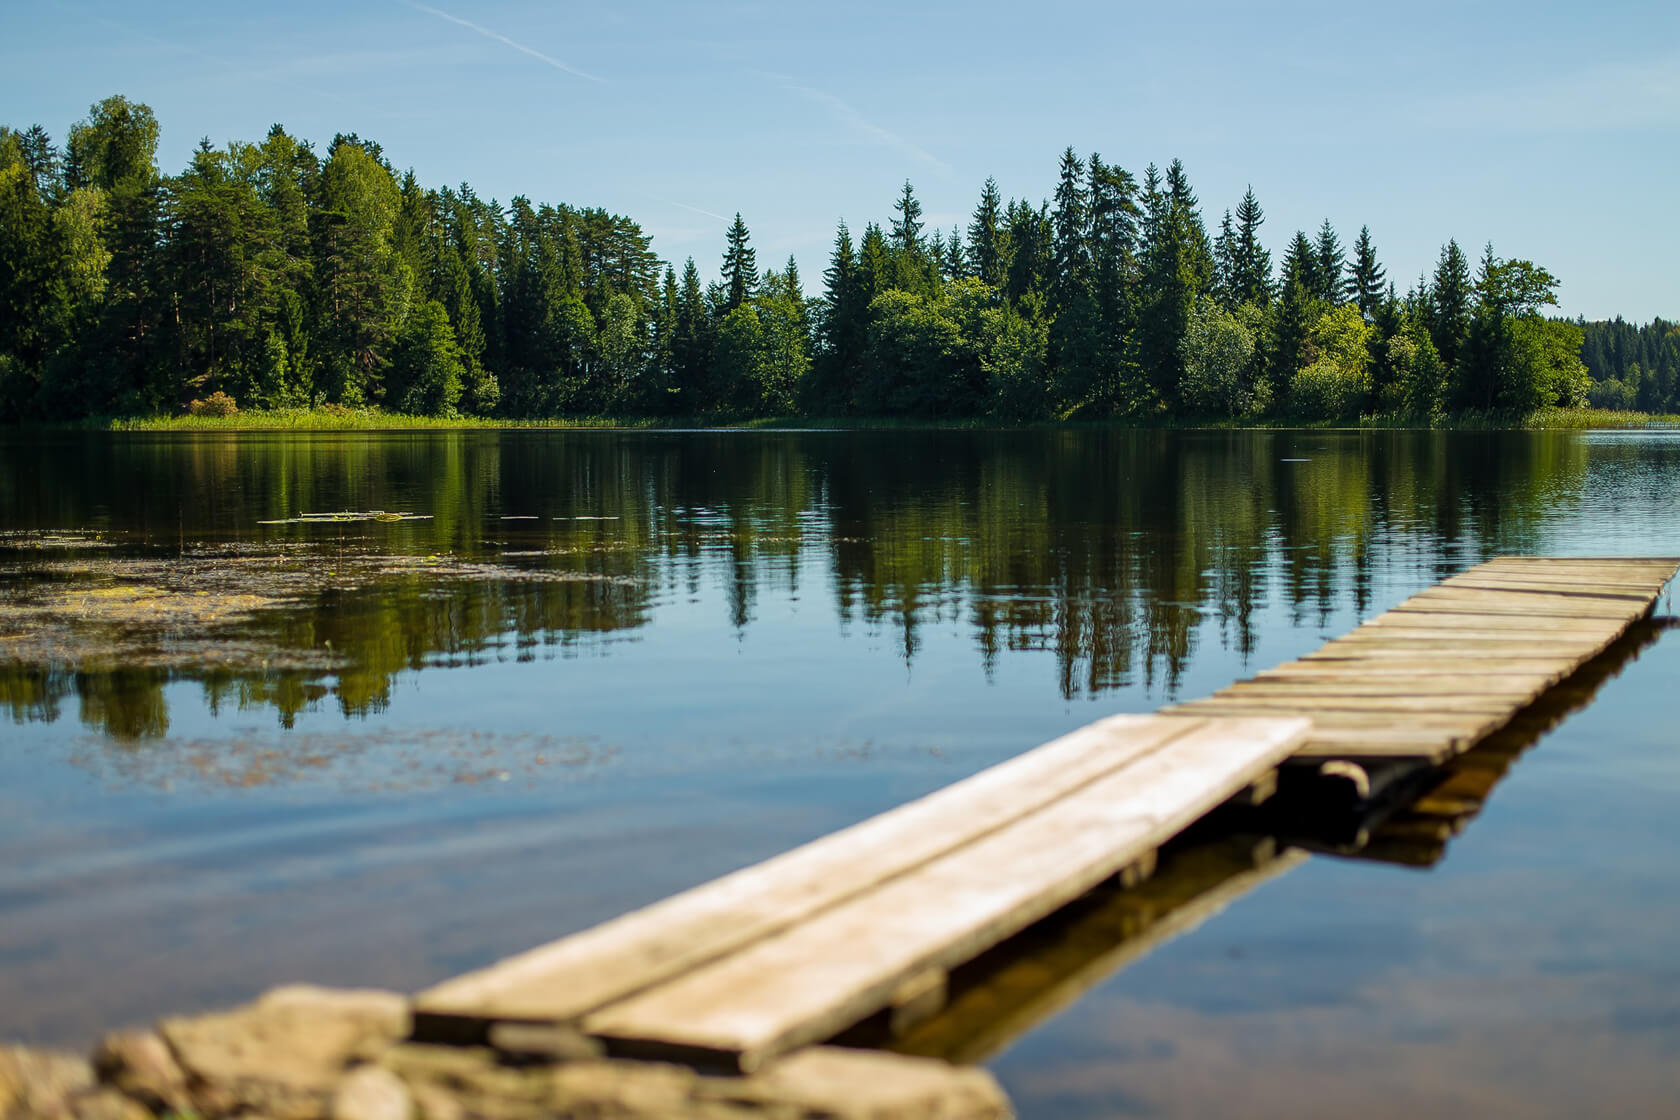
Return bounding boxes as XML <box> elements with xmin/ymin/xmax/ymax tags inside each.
<box><xmin>3</xmin><ymin>0</ymin><xmax>1676</xmax><ymax>320</ymax></box>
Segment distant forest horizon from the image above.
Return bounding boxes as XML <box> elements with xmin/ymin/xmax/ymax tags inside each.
<box><xmin>2</xmin><ymin>96</ymin><xmax>1676</xmax><ymax>424</ymax></box>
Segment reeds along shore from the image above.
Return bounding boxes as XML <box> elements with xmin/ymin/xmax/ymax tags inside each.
<box><xmin>72</xmin><ymin>405</ymin><xmax>1680</xmax><ymax>433</ymax></box>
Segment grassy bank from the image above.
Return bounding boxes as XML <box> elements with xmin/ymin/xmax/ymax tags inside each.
<box><xmin>80</xmin><ymin>405</ymin><xmax>1680</xmax><ymax>432</ymax></box>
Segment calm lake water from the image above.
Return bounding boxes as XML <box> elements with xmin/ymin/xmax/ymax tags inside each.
<box><xmin>1</xmin><ymin>428</ymin><xmax>1677</xmax><ymax>1118</ymax></box>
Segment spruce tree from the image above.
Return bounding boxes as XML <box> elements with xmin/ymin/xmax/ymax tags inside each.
<box><xmin>1213</xmin><ymin>210</ymin><xmax>1237</xmax><ymax>309</ymax></box>
<box><xmin>1232</xmin><ymin>187</ymin><xmax>1271</xmax><ymax>307</ymax></box>
<box><xmin>889</xmin><ymin>180</ymin><xmax>924</xmax><ymax>255</ymax></box>
<box><xmin>943</xmin><ymin>226</ymin><xmax>965</xmax><ymax>281</ymax></box>
<box><xmin>673</xmin><ymin>256</ymin><xmax>710</xmax><ymax>411</ymax></box>
<box><xmin>722</xmin><ymin>213</ymin><xmax>758</xmax><ymax>310</ymax></box>
<box><xmin>1427</xmin><ymin>239</ymin><xmax>1472</xmax><ymax>375</ymax></box>
<box><xmin>1087</xmin><ymin>154</ymin><xmax>1140</xmax><ymax>411</ymax></box>
<box><xmin>967</xmin><ymin>177</ymin><xmax>1004</xmax><ymax>287</ymax></box>
<box><xmin>1313</xmin><ymin>219</ymin><xmax>1344</xmax><ymax>304</ymax></box>
<box><xmin>1345</xmin><ymin>225</ymin><xmax>1387</xmax><ymax>318</ymax></box>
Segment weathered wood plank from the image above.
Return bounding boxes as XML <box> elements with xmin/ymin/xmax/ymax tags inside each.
<box><xmin>417</xmin><ymin>713</ymin><xmax>1212</xmax><ymax>1023</ymax></box>
<box><xmin>1400</xmin><ymin>590</ymin><xmax>1642</xmax><ymax>618</ymax></box>
<box><xmin>1364</xmin><ymin>610</ymin><xmax>1628</xmax><ymax>633</ymax></box>
<box><xmin>1254</xmin><ymin>666</ymin><xmax>1570</xmax><ymax>688</ymax></box>
<box><xmin>1436</xmin><ymin>576</ymin><xmax>1656</xmax><ymax>599</ymax></box>
<box><xmin>1228</xmin><ymin>677</ymin><xmax>1552</xmax><ymax>698</ymax></box>
<box><xmin>582</xmin><ymin>717</ymin><xmax>1309</xmax><ymax>1071</ymax></box>
<box><xmin>1175</xmin><ymin>692</ymin><xmax>1517</xmax><ymax>714</ymax></box>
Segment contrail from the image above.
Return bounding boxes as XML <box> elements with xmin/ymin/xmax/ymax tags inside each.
<box><xmin>663</xmin><ymin>198</ymin><xmax>732</xmax><ymax>223</ymax></box>
<box><xmin>769</xmin><ymin>76</ymin><xmax>950</xmax><ymax>174</ymax></box>
<box><xmin>406</xmin><ymin>1</ymin><xmax>603</xmax><ymax>83</ymax></box>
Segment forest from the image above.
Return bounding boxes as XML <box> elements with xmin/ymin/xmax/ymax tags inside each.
<box><xmin>0</xmin><ymin>95</ymin><xmax>1665</xmax><ymax>424</ymax></box>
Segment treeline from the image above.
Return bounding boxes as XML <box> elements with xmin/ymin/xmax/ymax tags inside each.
<box><xmin>1578</xmin><ymin>318</ymin><xmax>1680</xmax><ymax>413</ymax></box>
<box><xmin>1</xmin><ymin>95</ymin><xmax>1597</xmax><ymax>422</ymax></box>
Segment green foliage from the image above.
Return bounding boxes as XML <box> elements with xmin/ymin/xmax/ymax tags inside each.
<box><xmin>1382</xmin><ymin>319</ymin><xmax>1446</xmax><ymax>418</ymax></box>
<box><xmin>387</xmin><ymin>299</ymin><xmax>464</xmax><ymax>415</ymax></box>
<box><xmin>0</xmin><ymin>96</ymin><xmax>1612</xmax><ymax>428</ymax></box>
<box><xmin>1179</xmin><ymin>297</ymin><xmax>1260</xmax><ymax>416</ymax></box>
<box><xmin>1290</xmin><ymin>305</ymin><xmax>1372</xmax><ymax>420</ymax></box>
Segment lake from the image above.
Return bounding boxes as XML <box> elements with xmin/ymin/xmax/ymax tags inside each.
<box><xmin>2</xmin><ymin>428</ymin><xmax>1677</xmax><ymax>1118</ymax></box>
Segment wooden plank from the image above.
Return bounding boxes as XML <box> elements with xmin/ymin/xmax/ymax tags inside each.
<box><xmin>1254</xmin><ymin>666</ymin><xmax>1571</xmax><ymax>688</ymax></box>
<box><xmin>1172</xmin><ymin>697</ymin><xmax>1513</xmax><ymax>721</ymax></box>
<box><xmin>1176</xmin><ymin>692</ymin><xmax>1517</xmax><ymax>715</ymax></box>
<box><xmin>1364</xmin><ymin>610</ymin><xmax>1627</xmax><ymax>633</ymax></box>
<box><xmin>1400</xmin><ymin>591</ymin><xmax>1642</xmax><ymax>618</ymax></box>
<box><xmin>1296</xmin><ymin>634</ymin><xmax>1599</xmax><ymax>651</ymax></box>
<box><xmin>1226</xmin><ymin>677</ymin><xmax>1551</xmax><ymax>699</ymax></box>
<box><xmin>1328</xmin><ymin>629</ymin><xmax>1616</xmax><ymax>651</ymax></box>
<box><xmin>1302</xmin><ymin>649</ymin><xmax>1604</xmax><ymax>671</ymax></box>
<box><xmin>582</xmin><ymin>717</ymin><xmax>1309</xmax><ymax>1071</ymax></box>
<box><xmin>1479</xmin><ymin>554</ymin><xmax>1678</xmax><ymax>567</ymax></box>
<box><xmin>417</xmin><ymin>713</ymin><xmax>1213</xmax><ymax>1023</ymax></box>
<box><xmin>1437</xmin><ymin>576</ymin><xmax>1658</xmax><ymax>599</ymax></box>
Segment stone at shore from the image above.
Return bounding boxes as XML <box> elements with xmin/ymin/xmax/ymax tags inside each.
<box><xmin>4</xmin><ymin>984</ymin><xmax>1012</xmax><ymax>1119</ymax></box>
<box><xmin>157</xmin><ymin>985</ymin><xmax>410</xmax><ymax>1120</ymax></box>
<box><xmin>91</xmin><ymin>1031</ymin><xmax>187</xmax><ymax>1114</ymax></box>
<box><xmin>1</xmin><ymin>1046</ymin><xmax>94</xmax><ymax>1119</ymax></box>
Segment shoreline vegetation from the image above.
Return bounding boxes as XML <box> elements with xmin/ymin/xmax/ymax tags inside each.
<box><xmin>72</xmin><ymin>405</ymin><xmax>1680</xmax><ymax>432</ymax></box>
<box><xmin>3</xmin><ymin>96</ymin><xmax>1677</xmax><ymax>431</ymax></box>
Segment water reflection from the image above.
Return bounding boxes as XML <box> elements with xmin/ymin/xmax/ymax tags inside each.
<box><xmin>857</xmin><ymin>616</ymin><xmax>1668</xmax><ymax>1073</ymax></box>
<box><xmin>0</xmin><ymin>429</ymin><xmax>1629</xmax><ymax>741</ymax></box>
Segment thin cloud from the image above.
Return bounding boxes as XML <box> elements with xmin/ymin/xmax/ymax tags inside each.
<box><xmin>405</xmin><ymin>2</ymin><xmax>602</xmax><ymax>83</ymax></box>
<box><xmin>768</xmin><ymin>75</ymin><xmax>950</xmax><ymax>174</ymax></box>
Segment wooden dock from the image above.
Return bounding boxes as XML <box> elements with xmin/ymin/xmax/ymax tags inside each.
<box><xmin>414</xmin><ymin>555</ymin><xmax>1676</xmax><ymax>1077</ymax></box>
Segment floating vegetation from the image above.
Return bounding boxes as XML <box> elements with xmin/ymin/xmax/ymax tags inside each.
<box><xmin>258</xmin><ymin>510</ymin><xmax>432</xmax><ymax>525</ymax></box>
<box><xmin>0</xmin><ymin>542</ymin><xmax>643</xmax><ymax>687</ymax></box>
<box><xmin>0</xmin><ymin>530</ymin><xmax>115</xmax><ymax>552</ymax></box>
<box><xmin>73</xmin><ymin>727</ymin><xmax>619</xmax><ymax>792</ymax></box>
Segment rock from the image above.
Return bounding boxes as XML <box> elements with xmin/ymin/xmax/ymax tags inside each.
<box><xmin>549</xmin><ymin>1059</ymin><xmax>700</xmax><ymax>1117</ymax></box>
<box><xmin>543</xmin><ymin>1047</ymin><xmax>1014</xmax><ymax>1119</ymax></box>
<box><xmin>0</xmin><ymin>1046</ymin><xmax>95</xmax><ymax>1119</ymax></box>
<box><xmin>331</xmin><ymin>1066</ymin><xmax>411</xmax><ymax>1120</ymax></box>
<box><xmin>404</xmin><ymin>1081</ymin><xmax>465</xmax><ymax>1120</ymax></box>
<box><xmin>158</xmin><ymin>985</ymin><xmax>410</xmax><ymax>1120</ymax></box>
<box><xmin>92</xmin><ymin>1031</ymin><xmax>188</xmax><ymax>1112</ymax></box>
<box><xmin>485</xmin><ymin>1023</ymin><xmax>602</xmax><ymax>1063</ymax></box>
<box><xmin>723</xmin><ymin>1047</ymin><xmax>1014</xmax><ymax>1119</ymax></box>
<box><xmin>70</xmin><ymin>1088</ymin><xmax>152</xmax><ymax>1120</ymax></box>
<box><xmin>378</xmin><ymin>1045</ymin><xmax>551</xmax><ymax>1120</ymax></box>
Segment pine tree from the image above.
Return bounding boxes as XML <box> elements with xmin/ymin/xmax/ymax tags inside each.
<box><xmin>1345</xmin><ymin>225</ymin><xmax>1387</xmax><ymax>318</ymax></box>
<box><xmin>967</xmin><ymin>177</ymin><xmax>1005</xmax><ymax>288</ymax></box>
<box><xmin>672</xmin><ymin>256</ymin><xmax>710</xmax><ymax>411</ymax></box>
<box><xmin>889</xmin><ymin>180</ymin><xmax>924</xmax><ymax>256</ymax></box>
<box><xmin>858</xmin><ymin>222</ymin><xmax>892</xmax><ymax>304</ymax></box>
<box><xmin>1213</xmin><ymin>210</ymin><xmax>1237</xmax><ymax>309</ymax></box>
<box><xmin>722</xmin><ymin>213</ymin><xmax>757</xmax><ymax>310</ymax></box>
<box><xmin>1087</xmin><ymin>154</ymin><xmax>1140</xmax><ymax>411</ymax></box>
<box><xmin>1164</xmin><ymin>159</ymin><xmax>1214</xmax><ymax>292</ymax></box>
<box><xmin>943</xmin><ymin>226</ymin><xmax>965</xmax><ymax>281</ymax></box>
<box><xmin>1048</xmin><ymin>146</ymin><xmax>1098</xmax><ymax>409</ymax></box>
<box><xmin>1313</xmin><ymin>220</ymin><xmax>1343</xmax><ymax>304</ymax></box>
<box><xmin>1003</xmin><ymin>201</ymin><xmax>1049</xmax><ymax>305</ymax></box>
<box><xmin>1427</xmin><ymin>239</ymin><xmax>1472</xmax><ymax>374</ymax></box>
<box><xmin>1231</xmin><ymin>186</ymin><xmax>1271</xmax><ymax>307</ymax></box>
